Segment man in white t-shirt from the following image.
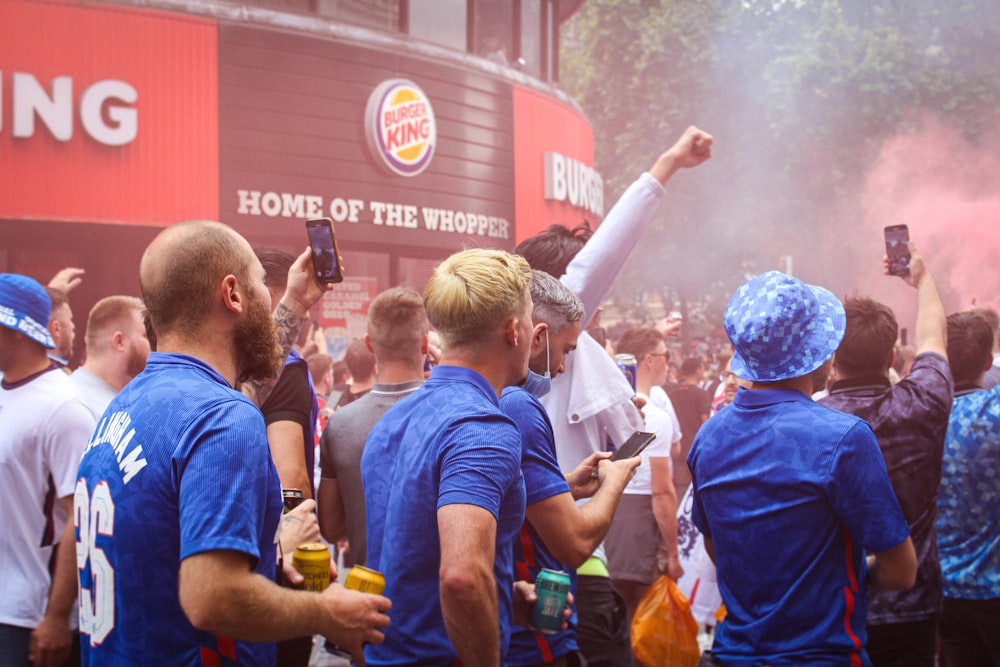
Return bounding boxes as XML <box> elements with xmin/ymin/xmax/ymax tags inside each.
<box><xmin>0</xmin><ymin>274</ymin><xmax>95</xmax><ymax>666</ymax></box>
<box><xmin>604</xmin><ymin>327</ymin><xmax>683</xmax><ymax>619</ymax></box>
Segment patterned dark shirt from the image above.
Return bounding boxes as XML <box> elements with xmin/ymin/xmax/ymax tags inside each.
<box><xmin>821</xmin><ymin>352</ymin><xmax>953</xmax><ymax>625</ymax></box>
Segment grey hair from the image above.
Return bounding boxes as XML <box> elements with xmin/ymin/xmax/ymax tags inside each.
<box><xmin>529</xmin><ymin>269</ymin><xmax>584</xmax><ymax>332</ymax></box>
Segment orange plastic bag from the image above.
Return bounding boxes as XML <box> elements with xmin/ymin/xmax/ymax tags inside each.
<box><xmin>631</xmin><ymin>575</ymin><xmax>701</xmax><ymax>667</ymax></box>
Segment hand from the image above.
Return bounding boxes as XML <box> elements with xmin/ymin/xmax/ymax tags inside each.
<box><xmin>29</xmin><ymin>616</ymin><xmax>72</xmax><ymax>667</ymax></box>
<box><xmin>650</xmin><ymin>126</ymin><xmax>714</xmax><ymax>183</ymax></box>
<box><xmin>596</xmin><ymin>455</ymin><xmax>641</xmax><ymax>488</ymax></box>
<box><xmin>318</xmin><ymin>584</ymin><xmax>392</xmax><ymax>666</ymax></box>
<box><xmin>884</xmin><ymin>242</ymin><xmax>927</xmax><ymax>288</ymax></box>
<box><xmin>280</xmin><ymin>247</ymin><xmax>334</xmax><ymax>316</ymax></box>
<box><xmin>664</xmin><ymin>553</ymin><xmax>685</xmax><ymax>581</ymax></box>
<box><xmin>512</xmin><ymin>581</ymin><xmax>574</xmax><ymax>631</ymax></box>
<box><xmin>47</xmin><ymin>267</ymin><xmax>84</xmax><ymax>294</ymax></box>
<box><xmin>565</xmin><ymin>451</ymin><xmax>612</xmax><ymax>499</ymax></box>
<box><xmin>279</xmin><ymin>499</ymin><xmax>322</xmax><ymax>586</ymax></box>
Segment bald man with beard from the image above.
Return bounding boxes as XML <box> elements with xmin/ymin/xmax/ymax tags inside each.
<box><xmin>73</xmin><ymin>221</ymin><xmax>390</xmax><ymax>666</ymax></box>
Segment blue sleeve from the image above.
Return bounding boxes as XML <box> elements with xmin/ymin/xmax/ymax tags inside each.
<box><xmin>827</xmin><ymin>421</ymin><xmax>910</xmax><ymax>553</ymax></box>
<box><xmin>176</xmin><ymin>399</ymin><xmax>276</xmax><ymax>563</ymax></box>
<box><xmin>437</xmin><ymin>416</ymin><xmax>522</xmax><ymax>519</ymax></box>
<box><xmin>501</xmin><ymin>389</ymin><xmax>570</xmax><ymax>506</ymax></box>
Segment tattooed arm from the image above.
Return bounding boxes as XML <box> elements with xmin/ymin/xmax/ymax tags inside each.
<box><xmin>242</xmin><ymin>247</ymin><xmax>332</xmax><ymax>407</ymax></box>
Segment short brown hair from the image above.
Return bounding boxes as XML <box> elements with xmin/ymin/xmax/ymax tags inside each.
<box><xmin>834</xmin><ymin>297</ymin><xmax>898</xmax><ymax>376</ymax></box>
<box><xmin>343</xmin><ymin>338</ymin><xmax>376</xmax><ymax>382</ymax></box>
<box><xmin>84</xmin><ymin>296</ymin><xmax>144</xmax><ymax>354</ymax></box>
<box><xmin>616</xmin><ymin>328</ymin><xmax>664</xmax><ymax>361</ymax></box>
<box><xmin>307</xmin><ymin>352</ymin><xmax>333</xmax><ymax>380</ymax></box>
<box><xmin>367</xmin><ymin>287</ymin><xmax>428</xmax><ymax>364</ymax></box>
<box><xmin>947</xmin><ymin>311</ymin><xmax>993</xmax><ymax>384</ymax></box>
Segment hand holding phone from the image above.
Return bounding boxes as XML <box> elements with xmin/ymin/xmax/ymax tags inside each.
<box><xmin>884</xmin><ymin>224</ymin><xmax>910</xmax><ymax>276</ymax></box>
<box><xmin>306</xmin><ymin>218</ymin><xmax>344</xmax><ymax>284</ymax></box>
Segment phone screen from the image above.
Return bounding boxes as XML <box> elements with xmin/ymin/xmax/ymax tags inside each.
<box><xmin>884</xmin><ymin>225</ymin><xmax>910</xmax><ymax>276</ymax></box>
<box><xmin>610</xmin><ymin>431</ymin><xmax>656</xmax><ymax>462</ymax></box>
<box><xmin>306</xmin><ymin>218</ymin><xmax>344</xmax><ymax>283</ymax></box>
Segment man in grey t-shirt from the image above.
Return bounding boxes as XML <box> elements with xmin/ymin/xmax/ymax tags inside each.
<box><xmin>317</xmin><ymin>287</ymin><xmax>429</xmax><ymax>567</ymax></box>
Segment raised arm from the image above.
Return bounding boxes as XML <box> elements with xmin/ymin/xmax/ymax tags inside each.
<box><xmin>562</xmin><ymin>126</ymin><xmax>713</xmax><ymax>319</ymax></box>
<box><xmin>889</xmin><ymin>244</ymin><xmax>946</xmax><ymax>359</ymax></box>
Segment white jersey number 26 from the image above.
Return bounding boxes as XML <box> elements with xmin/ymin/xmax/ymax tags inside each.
<box><xmin>75</xmin><ymin>478</ymin><xmax>116</xmax><ymax>645</ymax></box>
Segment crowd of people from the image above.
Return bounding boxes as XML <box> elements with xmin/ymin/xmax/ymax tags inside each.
<box><xmin>1</xmin><ymin>123</ymin><xmax>997</xmax><ymax>667</ymax></box>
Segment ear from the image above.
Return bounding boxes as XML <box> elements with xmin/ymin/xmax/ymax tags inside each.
<box><xmin>221</xmin><ymin>275</ymin><xmax>242</xmax><ymax>315</ymax></box>
<box><xmin>112</xmin><ymin>330</ymin><xmax>126</xmax><ymax>351</ymax></box>
<box><xmin>419</xmin><ymin>332</ymin><xmax>429</xmax><ymax>356</ymax></box>
<box><xmin>531</xmin><ymin>322</ymin><xmax>548</xmax><ymax>349</ymax></box>
<box><xmin>503</xmin><ymin>315</ymin><xmax>520</xmax><ymax>347</ymax></box>
<box><xmin>886</xmin><ymin>348</ymin><xmax>897</xmax><ymax>372</ymax></box>
<box><xmin>364</xmin><ymin>332</ymin><xmax>375</xmax><ymax>354</ymax></box>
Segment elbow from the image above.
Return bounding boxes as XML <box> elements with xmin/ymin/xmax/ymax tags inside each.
<box><xmin>179</xmin><ymin>587</ymin><xmax>226</xmax><ymax>633</ymax></box>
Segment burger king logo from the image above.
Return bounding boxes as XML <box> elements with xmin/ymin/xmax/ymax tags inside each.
<box><xmin>364</xmin><ymin>79</ymin><xmax>437</xmax><ymax>177</ymax></box>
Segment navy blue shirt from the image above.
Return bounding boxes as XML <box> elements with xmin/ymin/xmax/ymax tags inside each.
<box><xmin>362</xmin><ymin>365</ymin><xmax>526</xmax><ymax>666</ymax></box>
<box><xmin>500</xmin><ymin>386</ymin><xmax>579</xmax><ymax>666</ymax></box>
<box><xmin>821</xmin><ymin>352</ymin><xmax>953</xmax><ymax>625</ymax></box>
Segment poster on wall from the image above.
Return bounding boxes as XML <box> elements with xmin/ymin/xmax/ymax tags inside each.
<box><xmin>318</xmin><ymin>277</ymin><xmax>378</xmax><ymax>360</ymax></box>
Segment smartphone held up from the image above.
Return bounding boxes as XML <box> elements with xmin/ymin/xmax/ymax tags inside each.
<box><xmin>884</xmin><ymin>224</ymin><xmax>910</xmax><ymax>276</ymax></box>
<box><xmin>306</xmin><ymin>218</ymin><xmax>344</xmax><ymax>284</ymax></box>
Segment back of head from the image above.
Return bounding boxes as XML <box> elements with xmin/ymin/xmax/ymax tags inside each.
<box><xmin>946</xmin><ymin>311</ymin><xmax>993</xmax><ymax>385</ymax></box>
<box><xmin>254</xmin><ymin>247</ymin><xmax>295</xmax><ymax>292</ymax></box>
<box><xmin>616</xmin><ymin>328</ymin><xmax>663</xmax><ymax>360</ymax></box>
<box><xmin>85</xmin><ymin>296</ymin><xmax>144</xmax><ymax>355</ymax></box>
<box><xmin>343</xmin><ymin>338</ymin><xmax>376</xmax><ymax>382</ymax></box>
<box><xmin>424</xmin><ymin>248</ymin><xmax>531</xmax><ymax>349</ymax></box>
<box><xmin>680</xmin><ymin>356</ymin><xmax>703</xmax><ymax>379</ymax></box>
<box><xmin>528</xmin><ymin>270</ymin><xmax>584</xmax><ymax>333</ymax></box>
<box><xmin>515</xmin><ymin>222</ymin><xmax>592</xmax><ymax>277</ymax></box>
<box><xmin>966</xmin><ymin>306</ymin><xmax>999</xmax><ymax>345</ymax></box>
<box><xmin>307</xmin><ymin>352</ymin><xmax>333</xmax><ymax>380</ymax></box>
<box><xmin>332</xmin><ymin>359</ymin><xmax>350</xmax><ymax>385</ymax></box>
<box><xmin>46</xmin><ymin>287</ymin><xmax>70</xmax><ymax>313</ymax></box>
<box><xmin>140</xmin><ymin>221</ymin><xmax>252</xmax><ymax>338</ymax></box>
<box><xmin>367</xmin><ymin>287</ymin><xmax>428</xmax><ymax>364</ymax></box>
<box><xmin>835</xmin><ymin>297</ymin><xmax>898</xmax><ymax>377</ymax></box>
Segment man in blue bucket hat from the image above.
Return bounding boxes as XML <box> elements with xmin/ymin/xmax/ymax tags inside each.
<box><xmin>688</xmin><ymin>271</ymin><xmax>918</xmax><ymax>667</ymax></box>
<box><xmin>0</xmin><ymin>273</ymin><xmax>96</xmax><ymax>665</ymax></box>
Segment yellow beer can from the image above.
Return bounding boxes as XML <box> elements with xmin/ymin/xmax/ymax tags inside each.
<box><xmin>292</xmin><ymin>542</ymin><xmax>330</xmax><ymax>593</ymax></box>
<box><xmin>343</xmin><ymin>565</ymin><xmax>386</xmax><ymax>595</ymax></box>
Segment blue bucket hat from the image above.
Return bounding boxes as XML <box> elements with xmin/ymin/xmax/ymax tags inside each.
<box><xmin>0</xmin><ymin>274</ymin><xmax>55</xmax><ymax>349</ymax></box>
<box><xmin>724</xmin><ymin>271</ymin><xmax>845</xmax><ymax>383</ymax></box>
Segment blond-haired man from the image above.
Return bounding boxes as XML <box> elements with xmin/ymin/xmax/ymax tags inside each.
<box><xmin>362</xmin><ymin>248</ymin><xmax>533</xmax><ymax>667</ymax></box>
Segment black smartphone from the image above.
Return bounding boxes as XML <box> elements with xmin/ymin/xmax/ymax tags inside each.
<box><xmin>610</xmin><ymin>431</ymin><xmax>656</xmax><ymax>462</ymax></box>
<box><xmin>306</xmin><ymin>217</ymin><xmax>344</xmax><ymax>284</ymax></box>
<box><xmin>884</xmin><ymin>224</ymin><xmax>910</xmax><ymax>276</ymax></box>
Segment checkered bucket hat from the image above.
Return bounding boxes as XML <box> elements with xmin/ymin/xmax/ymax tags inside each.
<box><xmin>0</xmin><ymin>273</ymin><xmax>55</xmax><ymax>349</ymax></box>
<box><xmin>724</xmin><ymin>271</ymin><xmax>845</xmax><ymax>383</ymax></box>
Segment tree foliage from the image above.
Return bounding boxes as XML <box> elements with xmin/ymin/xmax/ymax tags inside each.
<box><xmin>560</xmin><ymin>0</ymin><xmax>1000</xmax><ymax>332</ymax></box>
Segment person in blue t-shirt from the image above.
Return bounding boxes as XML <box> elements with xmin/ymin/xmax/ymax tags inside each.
<box><xmin>362</xmin><ymin>248</ymin><xmax>534</xmax><ymax>667</ymax></box>
<box><xmin>501</xmin><ymin>270</ymin><xmax>639</xmax><ymax>667</ymax></box>
<box><xmin>75</xmin><ymin>221</ymin><xmax>390</xmax><ymax>666</ymax></box>
<box><xmin>937</xmin><ymin>311</ymin><xmax>1000</xmax><ymax>666</ymax></box>
<box><xmin>689</xmin><ymin>270</ymin><xmax>917</xmax><ymax>667</ymax></box>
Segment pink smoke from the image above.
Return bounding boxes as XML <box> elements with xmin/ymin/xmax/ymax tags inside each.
<box><xmin>861</xmin><ymin>113</ymin><xmax>1000</xmax><ymax>331</ymax></box>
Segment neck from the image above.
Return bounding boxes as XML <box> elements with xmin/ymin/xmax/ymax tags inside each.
<box><xmin>635</xmin><ymin>372</ymin><xmax>655</xmax><ymax>397</ymax></box>
<box><xmin>439</xmin><ymin>345</ymin><xmax>519</xmax><ymax>397</ymax></box>
<box><xmin>833</xmin><ymin>368</ymin><xmax>888</xmax><ymax>383</ymax></box>
<box><xmin>156</xmin><ymin>330</ymin><xmax>239</xmax><ymax>388</ymax></box>
<box><xmin>2</xmin><ymin>346</ymin><xmax>52</xmax><ymax>384</ymax></box>
<box><xmin>375</xmin><ymin>360</ymin><xmax>425</xmax><ymax>385</ymax></box>
<box><xmin>349</xmin><ymin>375</ymin><xmax>376</xmax><ymax>394</ymax></box>
<box><xmin>750</xmin><ymin>374</ymin><xmax>814</xmax><ymax>395</ymax></box>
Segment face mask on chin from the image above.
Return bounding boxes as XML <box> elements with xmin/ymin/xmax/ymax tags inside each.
<box><xmin>522</xmin><ymin>328</ymin><xmax>551</xmax><ymax>398</ymax></box>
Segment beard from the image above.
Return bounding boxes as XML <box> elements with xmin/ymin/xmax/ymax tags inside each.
<box><xmin>124</xmin><ymin>343</ymin><xmax>148</xmax><ymax>380</ymax></box>
<box><xmin>234</xmin><ymin>292</ymin><xmax>283</xmax><ymax>385</ymax></box>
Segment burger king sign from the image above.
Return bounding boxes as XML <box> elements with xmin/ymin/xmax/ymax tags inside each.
<box><xmin>364</xmin><ymin>79</ymin><xmax>437</xmax><ymax>177</ymax></box>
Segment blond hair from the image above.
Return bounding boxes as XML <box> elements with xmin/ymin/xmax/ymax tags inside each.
<box><xmin>368</xmin><ymin>287</ymin><xmax>428</xmax><ymax>363</ymax></box>
<box><xmin>424</xmin><ymin>249</ymin><xmax>531</xmax><ymax>349</ymax></box>
<box><xmin>84</xmin><ymin>296</ymin><xmax>145</xmax><ymax>354</ymax></box>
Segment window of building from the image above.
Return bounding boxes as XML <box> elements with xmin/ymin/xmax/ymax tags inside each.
<box><xmin>408</xmin><ymin>0</ymin><xmax>468</xmax><ymax>51</ymax></box>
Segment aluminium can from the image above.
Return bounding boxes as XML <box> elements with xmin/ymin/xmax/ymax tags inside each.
<box><xmin>343</xmin><ymin>565</ymin><xmax>386</xmax><ymax>595</ymax></box>
<box><xmin>615</xmin><ymin>353</ymin><xmax>637</xmax><ymax>391</ymax></box>
<box><xmin>292</xmin><ymin>542</ymin><xmax>330</xmax><ymax>593</ymax></box>
<box><xmin>282</xmin><ymin>488</ymin><xmax>305</xmax><ymax>514</ymax></box>
<box><xmin>528</xmin><ymin>569</ymin><xmax>571</xmax><ymax>635</ymax></box>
